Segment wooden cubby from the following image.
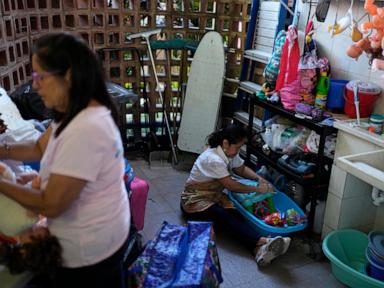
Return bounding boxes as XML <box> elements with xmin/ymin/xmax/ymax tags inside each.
<box><xmin>26</xmin><ymin>0</ymin><xmax>36</xmax><ymax>9</ymax></box>
<box><xmin>2</xmin><ymin>75</ymin><xmax>11</xmax><ymax>91</ymax></box>
<box><xmin>78</xmin><ymin>14</ymin><xmax>89</xmax><ymax>27</ymax></box>
<box><xmin>29</xmin><ymin>15</ymin><xmax>39</xmax><ymax>33</ymax></box>
<box><xmin>76</xmin><ymin>0</ymin><xmax>89</xmax><ymax>9</ymax></box>
<box><xmin>0</xmin><ymin>0</ymin><xmax>250</xmax><ymax>148</ymax></box>
<box><xmin>40</xmin><ymin>16</ymin><xmax>49</xmax><ymax>29</ymax></box>
<box><xmin>38</xmin><ymin>0</ymin><xmax>47</xmax><ymax>9</ymax></box>
<box><xmin>16</xmin><ymin>0</ymin><xmax>24</xmax><ymax>9</ymax></box>
<box><xmin>51</xmin><ymin>0</ymin><xmax>60</xmax><ymax>9</ymax></box>
<box><xmin>0</xmin><ymin>50</ymin><xmax>8</xmax><ymax>67</ymax></box>
<box><xmin>107</xmin><ymin>14</ymin><xmax>120</xmax><ymax>27</ymax></box>
<box><xmin>5</xmin><ymin>19</ymin><xmax>14</xmax><ymax>39</ymax></box>
<box><xmin>8</xmin><ymin>45</ymin><xmax>15</xmax><ymax>63</ymax></box>
<box><xmin>93</xmin><ymin>14</ymin><xmax>104</xmax><ymax>27</ymax></box>
<box><xmin>52</xmin><ymin>14</ymin><xmax>62</xmax><ymax>28</ymax></box>
<box><xmin>2</xmin><ymin>0</ymin><xmax>11</xmax><ymax>14</ymax></box>
<box><xmin>63</xmin><ymin>0</ymin><xmax>75</xmax><ymax>9</ymax></box>
<box><xmin>65</xmin><ymin>14</ymin><xmax>76</xmax><ymax>28</ymax></box>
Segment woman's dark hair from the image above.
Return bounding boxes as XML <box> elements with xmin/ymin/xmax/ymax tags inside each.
<box><xmin>2</xmin><ymin>234</ymin><xmax>62</xmax><ymax>276</ymax></box>
<box><xmin>207</xmin><ymin>124</ymin><xmax>247</xmax><ymax>148</ymax></box>
<box><xmin>32</xmin><ymin>32</ymin><xmax>118</xmax><ymax>137</ymax></box>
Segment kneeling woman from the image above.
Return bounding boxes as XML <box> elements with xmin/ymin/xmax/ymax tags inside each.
<box><xmin>181</xmin><ymin>124</ymin><xmax>290</xmax><ymax>266</ymax></box>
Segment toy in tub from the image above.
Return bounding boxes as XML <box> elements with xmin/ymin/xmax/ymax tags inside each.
<box><xmin>322</xmin><ymin>229</ymin><xmax>384</xmax><ymax>288</ymax></box>
<box><xmin>228</xmin><ymin>179</ymin><xmax>307</xmax><ymax>237</ymax></box>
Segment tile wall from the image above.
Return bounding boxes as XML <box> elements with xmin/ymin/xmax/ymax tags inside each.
<box><xmin>299</xmin><ymin>0</ymin><xmax>384</xmax><ymax>114</ymax></box>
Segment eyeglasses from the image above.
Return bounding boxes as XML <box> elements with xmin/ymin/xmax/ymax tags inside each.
<box><xmin>32</xmin><ymin>71</ymin><xmax>61</xmax><ymax>82</ymax></box>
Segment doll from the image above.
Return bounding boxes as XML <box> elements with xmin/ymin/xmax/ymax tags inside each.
<box><xmin>0</xmin><ymin>161</ymin><xmax>39</xmax><ymax>236</ymax></box>
<box><xmin>0</xmin><ymin>161</ymin><xmax>62</xmax><ymax>276</ymax></box>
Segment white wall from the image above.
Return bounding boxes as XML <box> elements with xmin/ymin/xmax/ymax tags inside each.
<box><xmin>298</xmin><ymin>0</ymin><xmax>384</xmax><ymax>114</ymax></box>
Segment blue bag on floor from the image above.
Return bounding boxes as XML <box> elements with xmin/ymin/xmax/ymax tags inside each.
<box><xmin>127</xmin><ymin>221</ymin><xmax>223</xmax><ymax>288</ymax></box>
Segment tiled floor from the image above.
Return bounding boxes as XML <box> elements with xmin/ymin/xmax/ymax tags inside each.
<box><xmin>128</xmin><ymin>152</ymin><xmax>345</xmax><ymax>288</ymax></box>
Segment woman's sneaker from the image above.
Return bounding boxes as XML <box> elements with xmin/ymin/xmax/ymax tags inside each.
<box><xmin>255</xmin><ymin>236</ymin><xmax>285</xmax><ymax>267</ymax></box>
<box><xmin>281</xmin><ymin>237</ymin><xmax>291</xmax><ymax>255</ymax></box>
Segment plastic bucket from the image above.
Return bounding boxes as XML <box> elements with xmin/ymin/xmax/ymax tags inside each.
<box><xmin>367</xmin><ymin>247</ymin><xmax>384</xmax><ymax>267</ymax></box>
<box><xmin>327</xmin><ymin>79</ymin><xmax>348</xmax><ymax>111</ymax></box>
<box><xmin>367</xmin><ymin>253</ymin><xmax>384</xmax><ymax>281</ymax></box>
<box><xmin>322</xmin><ymin>229</ymin><xmax>384</xmax><ymax>288</ymax></box>
<box><xmin>344</xmin><ymin>94</ymin><xmax>379</xmax><ymax>118</ymax></box>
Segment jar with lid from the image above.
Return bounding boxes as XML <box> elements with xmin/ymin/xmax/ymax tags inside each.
<box><xmin>369</xmin><ymin>114</ymin><xmax>384</xmax><ymax>134</ymax></box>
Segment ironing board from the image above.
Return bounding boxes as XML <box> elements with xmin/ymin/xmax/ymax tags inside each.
<box><xmin>177</xmin><ymin>31</ymin><xmax>225</xmax><ymax>154</ymax></box>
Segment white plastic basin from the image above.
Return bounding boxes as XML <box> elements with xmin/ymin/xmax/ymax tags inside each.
<box><xmin>336</xmin><ymin>149</ymin><xmax>384</xmax><ymax>191</ymax></box>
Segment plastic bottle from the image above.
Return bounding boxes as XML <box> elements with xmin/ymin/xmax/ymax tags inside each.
<box><xmin>369</xmin><ymin>114</ymin><xmax>384</xmax><ymax>134</ymax></box>
<box><xmin>315</xmin><ymin>72</ymin><xmax>330</xmax><ymax>110</ymax></box>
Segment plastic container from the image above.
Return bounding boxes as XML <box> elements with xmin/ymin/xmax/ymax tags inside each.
<box><xmin>344</xmin><ymin>80</ymin><xmax>381</xmax><ymax>118</ymax></box>
<box><xmin>228</xmin><ymin>190</ymin><xmax>307</xmax><ymax>237</ymax></box>
<box><xmin>367</xmin><ymin>251</ymin><xmax>384</xmax><ymax>281</ymax></box>
<box><xmin>315</xmin><ymin>72</ymin><xmax>330</xmax><ymax>110</ymax></box>
<box><xmin>367</xmin><ymin>247</ymin><xmax>384</xmax><ymax>268</ymax></box>
<box><xmin>322</xmin><ymin>229</ymin><xmax>384</xmax><ymax>288</ymax></box>
<box><xmin>327</xmin><ymin>79</ymin><xmax>348</xmax><ymax>111</ymax></box>
<box><xmin>369</xmin><ymin>114</ymin><xmax>384</xmax><ymax>134</ymax></box>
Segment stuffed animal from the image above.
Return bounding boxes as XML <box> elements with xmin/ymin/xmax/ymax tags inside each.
<box><xmin>346</xmin><ymin>37</ymin><xmax>372</xmax><ymax>59</ymax></box>
<box><xmin>361</xmin><ymin>0</ymin><xmax>384</xmax><ymax>49</ymax></box>
<box><xmin>0</xmin><ymin>162</ymin><xmax>63</xmax><ymax>276</ymax></box>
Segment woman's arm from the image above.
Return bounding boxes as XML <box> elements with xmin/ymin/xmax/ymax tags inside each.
<box><xmin>0</xmin><ymin>126</ymin><xmax>52</xmax><ymax>162</ymax></box>
<box><xmin>218</xmin><ymin>175</ymin><xmax>273</xmax><ymax>194</ymax></box>
<box><xmin>0</xmin><ymin>173</ymin><xmax>86</xmax><ymax>218</ymax></box>
<box><xmin>233</xmin><ymin>165</ymin><xmax>269</xmax><ymax>184</ymax></box>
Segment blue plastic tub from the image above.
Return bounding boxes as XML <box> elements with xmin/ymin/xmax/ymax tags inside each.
<box><xmin>367</xmin><ymin>248</ymin><xmax>384</xmax><ymax>281</ymax></box>
<box><xmin>323</xmin><ymin>229</ymin><xmax>384</xmax><ymax>288</ymax></box>
<box><xmin>327</xmin><ymin>79</ymin><xmax>348</xmax><ymax>110</ymax></box>
<box><xmin>228</xmin><ymin>190</ymin><xmax>307</xmax><ymax>237</ymax></box>
<box><xmin>367</xmin><ymin>247</ymin><xmax>384</xmax><ymax>267</ymax></box>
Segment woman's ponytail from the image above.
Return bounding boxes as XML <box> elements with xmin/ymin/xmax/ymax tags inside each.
<box><xmin>206</xmin><ymin>124</ymin><xmax>246</xmax><ymax>148</ymax></box>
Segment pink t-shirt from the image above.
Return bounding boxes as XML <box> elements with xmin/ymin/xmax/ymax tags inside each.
<box><xmin>39</xmin><ymin>106</ymin><xmax>130</xmax><ymax>268</ymax></box>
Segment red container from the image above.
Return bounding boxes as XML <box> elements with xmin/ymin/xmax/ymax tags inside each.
<box><xmin>344</xmin><ymin>80</ymin><xmax>381</xmax><ymax>118</ymax></box>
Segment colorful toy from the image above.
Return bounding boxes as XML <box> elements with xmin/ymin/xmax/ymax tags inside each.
<box><xmin>254</xmin><ymin>200</ymin><xmax>271</xmax><ymax>219</ymax></box>
<box><xmin>254</xmin><ymin>198</ymin><xmax>277</xmax><ymax>219</ymax></box>
<box><xmin>264</xmin><ymin>212</ymin><xmax>283</xmax><ymax>226</ymax></box>
<box><xmin>286</xmin><ymin>209</ymin><xmax>302</xmax><ymax>226</ymax></box>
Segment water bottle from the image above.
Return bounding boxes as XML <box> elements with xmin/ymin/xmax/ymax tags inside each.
<box><xmin>315</xmin><ymin>72</ymin><xmax>330</xmax><ymax>110</ymax></box>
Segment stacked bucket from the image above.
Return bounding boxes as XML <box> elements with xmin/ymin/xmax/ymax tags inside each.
<box><xmin>366</xmin><ymin>231</ymin><xmax>384</xmax><ymax>281</ymax></box>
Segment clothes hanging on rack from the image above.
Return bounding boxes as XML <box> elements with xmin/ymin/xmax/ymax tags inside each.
<box><xmin>275</xmin><ymin>25</ymin><xmax>300</xmax><ymax>92</ymax></box>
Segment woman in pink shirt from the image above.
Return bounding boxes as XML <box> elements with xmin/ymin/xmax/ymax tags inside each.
<box><xmin>0</xmin><ymin>32</ymin><xmax>130</xmax><ymax>288</ymax></box>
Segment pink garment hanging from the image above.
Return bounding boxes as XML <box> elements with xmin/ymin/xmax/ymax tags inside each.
<box><xmin>275</xmin><ymin>26</ymin><xmax>300</xmax><ymax>91</ymax></box>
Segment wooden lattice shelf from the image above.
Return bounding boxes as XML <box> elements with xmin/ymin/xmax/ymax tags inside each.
<box><xmin>0</xmin><ymin>0</ymin><xmax>251</xmax><ymax>149</ymax></box>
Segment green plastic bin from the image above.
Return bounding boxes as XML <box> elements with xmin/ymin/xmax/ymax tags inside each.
<box><xmin>322</xmin><ymin>229</ymin><xmax>384</xmax><ymax>288</ymax></box>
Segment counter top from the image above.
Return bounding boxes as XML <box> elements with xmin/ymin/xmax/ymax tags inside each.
<box><xmin>333</xmin><ymin>119</ymin><xmax>384</xmax><ymax>148</ymax></box>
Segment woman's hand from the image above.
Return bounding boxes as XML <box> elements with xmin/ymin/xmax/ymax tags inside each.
<box><xmin>257</xmin><ymin>182</ymin><xmax>275</xmax><ymax>193</ymax></box>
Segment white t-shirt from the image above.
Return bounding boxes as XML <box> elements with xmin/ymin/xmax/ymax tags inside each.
<box><xmin>39</xmin><ymin>106</ymin><xmax>130</xmax><ymax>268</ymax></box>
<box><xmin>187</xmin><ymin>146</ymin><xmax>244</xmax><ymax>183</ymax></box>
